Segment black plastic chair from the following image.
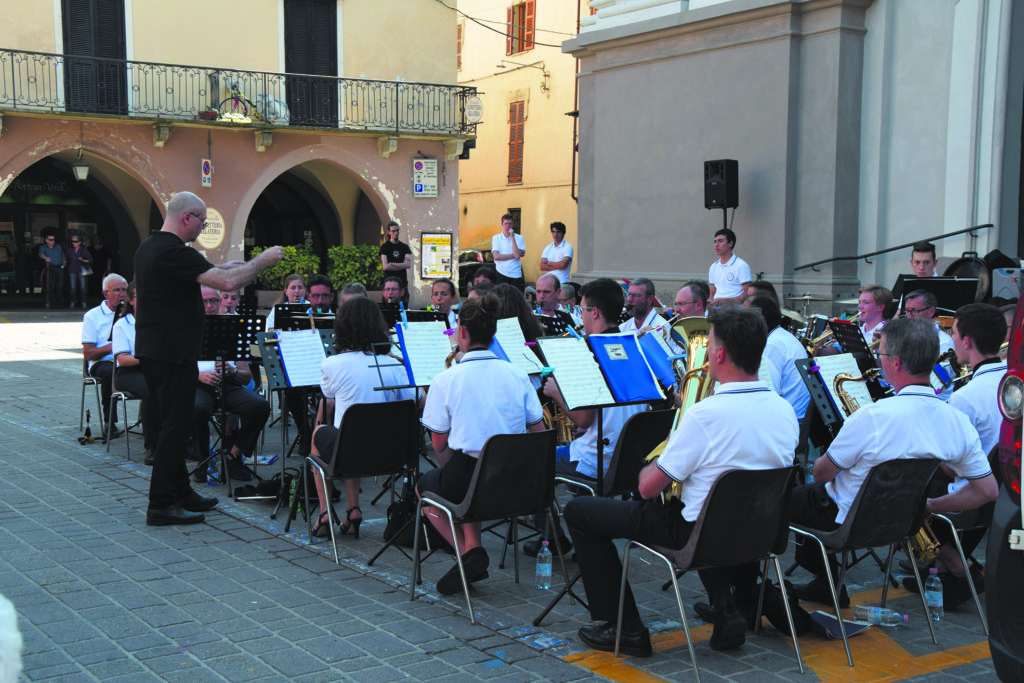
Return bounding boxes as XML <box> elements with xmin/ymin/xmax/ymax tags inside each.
<box><xmin>409</xmin><ymin>429</ymin><xmax>565</xmax><ymax>624</ymax></box>
<box><xmin>789</xmin><ymin>458</ymin><xmax>940</xmax><ymax>666</ymax></box>
<box><xmin>615</xmin><ymin>467</ymin><xmax>802</xmax><ymax>681</ymax></box>
<box><xmin>305</xmin><ymin>399</ymin><xmax>418</xmax><ymax>564</ymax></box>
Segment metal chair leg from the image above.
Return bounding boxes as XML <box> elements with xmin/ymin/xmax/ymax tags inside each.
<box><xmin>933</xmin><ymin>514</ymin><xmax>988</xmax><ymax>635</ymax></box>
<box><xmin>769</xmin><ymin>554</ymin><xmax>805</xmax><ymax>674</ymax></box>
<box><xmin>904</xmin><ymin>538</ymin><xmax>939</xmax><ymax>645</ymax></box>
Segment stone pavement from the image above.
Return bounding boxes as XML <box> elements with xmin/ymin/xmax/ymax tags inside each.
<box><xmin>0</xmin><ymin>309</ymin><xmax>998</xmax><ymax>681</ymax></box>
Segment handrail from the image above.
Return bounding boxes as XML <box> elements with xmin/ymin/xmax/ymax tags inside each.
<box><xmin>793</xmin><ymin>224</ymin><xmax>994</xmax><ymax>272</ymax></box>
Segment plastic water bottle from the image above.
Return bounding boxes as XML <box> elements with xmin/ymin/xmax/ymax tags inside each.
<box><xmin>925</xmin><ymin>568</ymin><xmax>943</xmax><ymax>621</ymax></box>
<box><xmin>535</xmin><ymin>541</ymin><xmax>552</xmax><ymax>590</ymax></box>
<box><xmin>853</xmin><ymin>606</ymin><xmax>908</xmax><ymax>626</ymax></box>
<box><xmin>206</xmin><ymin>456</ymin><xmax>219</xmax><ymax>486</ymax></box>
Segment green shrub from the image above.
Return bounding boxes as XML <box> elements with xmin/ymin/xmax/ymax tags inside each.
<box><xmin>328</xmin><ymin>245</ymin><xmax>383</xmax><ymax>291</ymax></box>
<box><xmin>251</xmin><ymin>245</ymin><xmax>320</xmax><ymax>291</ymax></box>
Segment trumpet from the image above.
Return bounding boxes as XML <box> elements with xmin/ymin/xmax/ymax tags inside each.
<box><xmin>644</xmin><ymin>317</ymin><xmax>714</xmax><ymax>502</ymax></box>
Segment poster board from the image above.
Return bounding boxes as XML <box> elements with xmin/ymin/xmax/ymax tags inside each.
<box><xmin>420</xmin><ymin>232</ymin><xmax>452</xmax><ymax>278</ymax></box>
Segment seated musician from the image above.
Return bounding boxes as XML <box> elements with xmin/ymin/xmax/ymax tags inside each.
<box><xmin>532</xmin><ymin>278</ymin><xmax>648</xmax><ymax>558</ymax></box>
<box><xmin>559</xmin><ymin>282</ymin><xmax>583</xmax><ymax>326</ymax></box>
<box><xmin>82</xmin><ymin>273</ymin><xmax>128</xmax><ymax>436</ymax></box>
<box><xmin>265</xmin><ymin>273</ymin><xmax>308</xmax><ymax>331</ymax></box>
<box><xmin>749</xmin><ymin>294</ymin><xmax>810</xmax><ymax>420</ymax></box>
<box><xmin>339</xmin><ymin>281</ymin><xmax>368</xmax><ymax>306</ymax></box>
<box><xmin>564</xmin><ymin>304</ymin><xmax>798</xmax><ymax>656</ymax></box>
<box><xmin>857</xmin><ymin>284</ymin><xmax>891</xmax><ymax>346</ymax></box>
<box><xmin>900</xmin><ymin>303</ymin><xmax>1007</xmax><ymax>604</ymax></box>
<box><xmin>192</xmin><ymin>286</ymin><xmax>270</xmax><ymax>483</ymax></box>
<box><xmin>674</xmin><ymin>279</ymin><xmax>709</xmax><ymax>318</ymax></box>
<box><xmin>307</xmin><ymin>274</ymin><xmax>334</xmax><ymax>314</ymax></box>
<box><xmin>473</xmin><ymin>266</ymin><xmax>498</xmax><ymax>286</ymax></box>
<box><xmin>380</xmin><ymin>276</ymin><xmax>405</xmax><ymax>312</ymax></box>
<box><xmin>743</xmin><ymin>279</ymin><xmax>778</xmax><ymax>304</ymax></box>
<box><xmin>430</xmin><ymin>278</ymin><xmax>458</xmax><ymax>328</ymax></box>
<box><xmin>111</xmin><ymin>281</ymin><xmax>160</xmax><ymax>465</ymax></box>
<box><xmin>534</xmin><ymin>273</ymin><xmax>576</xmax><ymax>335</ymax></box>
<box><xmin>467</xmin><ymin>281</ymin><xmax>494</xmax><ymax>300</ymax></box>
<box><xmin>309</xmin><ymin>297</ymin><xmax>414</xmax><ymax>539</ymax></box>
<box><xmin>789</xmin><ymin>318</ymin><xmax>997</xmax><ymax>606</ymax></box>
<box><xmin>492</xmin><ymin>283</ymin><xmax>545</xmax><ymax>346</ymax></box>
<box><xmin>620</xmin><ymin>277</ymin><xmax>665</xmax><ymax>334</ymax></box>
<box><xmin>418</xmin><ymin>294</ymin><xmax>546</xmax><ymax>595</ymax></box>
<box><xmin>218</xmin><ymin>288</ymin><xmax>240</xmax><ymax>315</ymax></box>
<box><xmin>904</xmin><ymin>289</ymin><xmax>954</xmax><ymax>354</ymax></box>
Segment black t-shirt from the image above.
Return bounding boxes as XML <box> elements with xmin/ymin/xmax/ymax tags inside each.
<box><xmin>378</xmin><ymin>239</ymin><xmax>412</xmax><ymax>286</ymax></box>
<box><xmin>135</xmin><ymin>231</ymin><xmax>214</xmax><ymax>362</ymax></box>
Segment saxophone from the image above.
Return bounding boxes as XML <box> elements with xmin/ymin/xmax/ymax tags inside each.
<box><xmin>643</xmin><ymin>317</ymin><xmax>714</xmax><ymax>501</ymax></box>
<box><xmin>910</xmin><ymin>518</ymin><xmax>941</xmax><ymax>564</ymax></box>
<box><xmin>833</xmin><ymin>368</ymin><xmax>882</xmax><ymax>417</ymax></box>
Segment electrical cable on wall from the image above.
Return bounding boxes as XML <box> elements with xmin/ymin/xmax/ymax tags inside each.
<box><xmin>433</xmin><ymin>0</ymin><xmax>571</xmax><ymax>48</ymax></box>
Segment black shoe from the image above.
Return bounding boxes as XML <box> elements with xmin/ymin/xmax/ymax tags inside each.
<box><xmin>898</xmin><ymin>558</ymin><xmax>932</xmax><ymax>576</ymax></box>
<box><xmin>710</xmin><ymin>602</ymin><xmax>747</xmax><ymax>651</ymax></box>
<box><xmin>792</xmin><ymin>578</ymin><xmax>850</xmax><ymax>608</ymax></box>
<box><xmin>437</xmin><ymin>547</ymin><xmax>490</xmax><ymax>595</ymax></box>
<box><xmin>578</xmin><ymin>621</ymin><xmax>652</xmax><ymax>658</ymax></box>
<box><xmin>693</xmin><ymin>601</ymin><xmax>718</xmax><ymax>624</ymax></box>
<box><xmin>523</xmin><ymin>537</ymin><xmax>573</xmax><ymax>558</ymax></box>
<box><xmin>179</xmin><ymin>489</ymin><xmax>219</xmax><ymax>512</ymax></box>
<box><xmin>146</xmin><ymin>504</ymin><xmax>205</xmax><ymax>526</ymax></box>
<box><xmin>105</xmin><ymin>425</ymin><xmax>124</xmax><ymax>439</ymax></box>
<box><xmin>227</xmin><ymin>459</ymin><xmax>252</xmax><ymax>482</ymax></box>
<box><xmin>144</xmin><ymin>449</ymin><xmax>156</xmax><ymax>466</ymax></box>
<box><xmin>740</xmin><ymin>581</ymin><xmax>813</xmax><ymax>637</ymax></box>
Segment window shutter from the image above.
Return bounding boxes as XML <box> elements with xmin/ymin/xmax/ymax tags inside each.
<box><xmin>507</xmin><ymin>101</ymin><xmax>524</xmax><ymax>184</ymax></box>
<box><xmin>457</xmin><ymin>24</ymin><xmax>462</xmax><ymax>71</ymax></box>
<box><xmin>506</xmin><ymin>6</ymin><xmax>514</xmax><ymax>56</ymax></box>
<box><xmin>524</xmin><ymin>0</ymin><xmax>536</xmax><ymax>51</ymax></box>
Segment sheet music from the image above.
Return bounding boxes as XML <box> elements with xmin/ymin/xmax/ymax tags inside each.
<box><xmin>495</xmin><ymin>317</ymin><xmax>544</xmax><ymax>375</ymax></box>
<box><xmin>814</xmin><ymin>353</ymin><xmax>874</xmax><ymax>417</ymax></box>
<box><xmin>396</xmin><ymin>321</ymin><xmax>450</xmax><ymax>386</ymax></box>
<box><xmin>276</xmin><ymin>329</ymin><xmax>327</xmax><ymax>387</ymax></box>
<box><xmin>537</xmin><ymin>336</ymin><xmax>614</xmax><ymax>410</ymax></box>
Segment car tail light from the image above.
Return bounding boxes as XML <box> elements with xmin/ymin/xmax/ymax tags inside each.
<box><xmin>999</xmin><ymin>372</ymin><xmax>1024</xmax><ymax>423</ymax></box>
<box><xmin>997</xmin><ymin>297</ymin><xmax>1024</xmax><ymax>507</ymax></box>
<box><xmin>998</xmin><ymin>421</ymin><xmax>1021</xmax><ymax>506</ymax></box>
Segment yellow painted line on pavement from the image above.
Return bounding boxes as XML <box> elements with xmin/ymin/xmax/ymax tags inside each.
<box><xmin>0</xmin><ymin>318</ymin><xmax>10</xmax><ymax>323</ymax></box>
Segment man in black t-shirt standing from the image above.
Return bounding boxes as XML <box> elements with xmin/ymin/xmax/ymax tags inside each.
<box><xmin>135</xmin><ymin>191</ymin><xmax>283</xmax><ymax>526</ymax></box>
<box><xmin>378</xmin><ymin>220</ymin><xmax>412</xmax><ymax>305</ymax></box>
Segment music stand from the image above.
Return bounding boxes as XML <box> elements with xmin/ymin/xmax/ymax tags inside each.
<box><xmin>829</xmin><ymin>318</ymin><xmax>872</xmax><ymax>356</ymax></box>
<box><xmin>892</xmin><ymin>275</ymin><xmax>980</xmax><ymax>311</ymax></box>
<box><xmin>191</xmin><ymin>314</ymin><xmax>268</xmax><ymax>499</ymax></box>
<box><xmin>537</xmin><ymin>312</ymin><xmax>573</xmax><ymax>336</ymax></box>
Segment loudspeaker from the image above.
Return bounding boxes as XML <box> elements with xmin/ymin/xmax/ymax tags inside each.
<box><xmin>704</xmin><ymin>159</ymin><xmax>738</xmax><ymax>210</ymax></box>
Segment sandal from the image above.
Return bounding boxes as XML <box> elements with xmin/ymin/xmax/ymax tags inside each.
<box><xmin>311</xmin><ymin>511</ymin><xmax>331</xmax><ymax>539</ymax></box>
<box><xmin>340</xmin><ymin>506</ymin><xmax>362</xmax><ymax>539</ymax></box>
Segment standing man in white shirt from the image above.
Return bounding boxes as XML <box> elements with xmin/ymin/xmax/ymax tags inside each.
<box><xmin>539</xmin><ymin>221</ymin><xmax>573</xmax><ymax>284</ymax></box>
<box><xmin>620</xmin><ymin>277</ymin><xmax>665</xmax><ymax>334</ymax></box>
<box><xmin>708</xmin><ymin>228</ymin><xmax>752</xmax><ymax>304</ymax></box>
<box><xmin>491</xmin><ymin>213</ymin><xmax>527</xmax><ymax>292</ymax></box>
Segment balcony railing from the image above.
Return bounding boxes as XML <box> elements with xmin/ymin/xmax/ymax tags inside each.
<box><xmin>0</xmin><ymin>48</ymin><xmax>477</xmax><ymax>136</ymax></box>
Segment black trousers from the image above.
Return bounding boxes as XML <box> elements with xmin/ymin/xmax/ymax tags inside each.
<box><xmin>496</xmin><ymin>272</ymin><xmax>525</xmax><ymax>292</ymax></box>
<box><xmin>926</xmin><ymin>470</ymin><xmax>988</xmax><ymax>560</ymax></box>
<box><xmin>89</xmin><ymin>360</ymin><xmax>116</xmax><ymax>424</ymax></box>
<box><xmin>193</xmin><ymin>383</ymin><xmax>270</xmax><ymax>457</ymax></box>
<box><xmin>790</xmin><ymin>482</ymin><xmax>842</xmax><ymax>581</ymax></box>
<box><xmin>113</xmin><ymin>366</ymin><xmax>159</xmax><ymax>451</ymax></box>
<box><xmin>142</xmin><ymin>358</ymin><xmax>198</xmax><ymax>509</ymax></box>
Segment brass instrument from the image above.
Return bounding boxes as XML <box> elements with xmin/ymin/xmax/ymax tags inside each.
<box><xmin>805</xmin><ymin>313</ymin><xmax>859</xmax><ymax>355</ymax></box>
<box><xmin>832</xmin><ymin>368</ymin><xmax>882</xmax><ymax>417</ymax></box>
<box><xmin>543</xmin><ymin>404</ymin><xmax>575</xmax><ymax>446</ymax></box>
<box><xmin>935</xmin><ymin>348</ymin><xmax>972</xmax><ymax>390</ymax></box>
<box><xmin>644</xmin><ymin>317</ymin><xmax>714</xmax><ymax>501</ymax></box>
<box><xmin>444</xmin><ymin>345</ymin><xmax>460</xmax><ymax>368</ymax></box>
<box><xmin>910</xmin><ymin>518</ymin><xmax>941</xmax><ymax>564</ymax></box>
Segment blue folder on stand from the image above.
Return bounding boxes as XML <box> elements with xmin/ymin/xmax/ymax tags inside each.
<box><xmin>588</xmin><ymin>334</ymin><xmax>665</xmax><ymax>403</ymax></box>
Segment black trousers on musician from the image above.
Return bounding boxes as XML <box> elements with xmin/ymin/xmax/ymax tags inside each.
<box><xmin>90</xmin><ymin>360</ymin><xmax>116</xmax><ymax>426</ymax></box>
<box><xmin>790</xmin><ymin>482</ymin><xmax>843</xmax><ymax>582</ymax></box>
<box><xmin>114</xmin><ymin>366</ymin><xmax>159</xmax><ymax>451</ymax></box>
<box><xmin>142</xmin><ymin>357</ymin><xmax>198</xmax><ymax>510</ymax></box>
<box><xmin>565</xmin><ymin>497</ymin><xmax>741</xmax><ymax>626</ymax></box>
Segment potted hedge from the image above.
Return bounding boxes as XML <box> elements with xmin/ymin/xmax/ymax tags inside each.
<box><xmin>251</xmin><ymin>245</ymin><xmax>320</xmax><ymax>307</ymax></box>
<box><xmin>327</xmin><ymin>244</ymin><xmax>384</xmax><ymax>292</ymax></box>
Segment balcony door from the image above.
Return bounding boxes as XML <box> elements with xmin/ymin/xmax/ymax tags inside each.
<box><xmin>62</xmin><ymin>0</ymin><xmax>127</xmax><ymax>115</ymax></box>
<box><xmin>285</xmin><ymin>0</ymin><xmax>339</xmax><ymax>127</ymax></box>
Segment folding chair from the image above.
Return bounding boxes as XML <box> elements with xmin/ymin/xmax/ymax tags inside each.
<box><xmin>410</xmin><ymin>429</ymin><xmax>565</xmax><ymax>624</ymax></box>
<box><xmin>305</xmin><ymin>399</ymin><xmax>418</xmax><ymax>564</ymax></box>
<box><xmin>80</xmin><ymin>358</ymin><xmax>102</xmax><ymax>431</ymax></box>
<box><xmin>789</xmin><ymin>458</ymin><xmax>940</xmax><ymax>666</ymax></box>
<box><xmin>616</xmin><ymin>467</ymin><xmax>803</xmax><ymax>681</ymax></box>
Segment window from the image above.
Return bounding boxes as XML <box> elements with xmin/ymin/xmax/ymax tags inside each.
<box><xmin>284</xmin><ymin>0</ymin><xmax>338</xmax><ymax>126</ymax></box>
<box><xmin>507</xmin><ymin>101</ymin><xmax>525</xmax><ymax>184</ymax></box>
<box><xmin>457</xmin><ymin>23</ymin><xmax>463</xmax><ymax>71</ymax></box>
<box><xmin>63</xmin><ymin>0</ymin><xmax>127</xmax><ymax>115</ymax></box>
<box><xmin>506</xmin><ymin>0</ymin><xmax>536</xmax><ymax>56</ymax></box>
<box><xmin>506</xmin><ymin>208</ymin><xmax>522</xmax><ymax>234</ymax></box>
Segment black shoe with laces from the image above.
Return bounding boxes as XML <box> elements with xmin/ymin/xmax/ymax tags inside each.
<box><xmin>710</xmin><ymin>602</ymin><xmax>747</xmax><ymax>651</ymax></box>
<box><xmin>792</xmin><ymin>578</ymin><xmax>850</xmax><ymax>608</ymax></box>
<box><xmin>578</xmin><ymin>621</ymin><xmax>652</xmax><ymax>658</ymax></box>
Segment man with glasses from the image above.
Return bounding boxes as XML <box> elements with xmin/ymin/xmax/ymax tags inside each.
<box><xmin>83</xmin><ymin>273</ymin><xmax>129</xmax><ymax>436</ymax></box>
<box><xmin>67</xmin><ymin>235</ymin><xmax>93</xmax><ymax>309</ymax></box>
<box><xmin>38</xmin><ymin>233</ymin><xmax>67</xmax><ymax>308</ymax></box>
<box><xmin>539</xmin><ymin>221</ymin><xmax>573</xmax><ymax>284</ymax></box>
<box><xmin>621</xmin><ymin>277</ymin><xmax>665</xmax><ymax>334</ymax></box>
<box><xmin>904</xmin><ymin>289</ymin><xmax>954</xmax><ymax>354</ymax></box>
<box><xmin>673</xmin><ymin>280</ymin><xmax>709</xmax><ymax>318</ymax></box>
<box><xmin>379</xmin><ymin>220</ymin><xmax>411</xmax><ymax>305</ymax></box>
<box><xmin>559</xmin><ymin>282</ymin><xmax>583</xmax><ymax>326</ymax></box>
<box><xmin>135</xmin><ymin>191</ymin><xmax>283</xmax><ymax>526</ymax></box>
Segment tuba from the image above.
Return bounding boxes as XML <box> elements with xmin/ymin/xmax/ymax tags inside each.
<box><xmin>644</xmin><ymin>317</ymin><xmax>714</xmax><ymax>501</ymax></box>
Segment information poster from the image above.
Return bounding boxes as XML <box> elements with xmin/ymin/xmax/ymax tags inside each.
<box><xmin>420</xmin><ymin>232</ymin><xmax>452</xmax><ymax>278</ymax></box>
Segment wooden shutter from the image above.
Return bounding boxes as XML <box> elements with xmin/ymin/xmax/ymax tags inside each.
<box><xmin>524</xmin><ymin>0</ymin><xmax>536</xmax><ymax>52</ymax></box>
<box><xmin>284</xmin><ymin>0</ymin><xmax>338</xmax><ymax>126</ymax></box>
<box><xmin>507</xmin><ymin>101</ymin><xmax>524</xmax><ymax>184</ymax></box>
<box><xmin>506</xmin><ymin>6</ymin><xmax>514</xmax><ymax>56</ymax></box>
<box><xmin>457</xmin><ymin>23</ymin><xmax>462</xmax><ymax>71</ymax></box>
<box><xmin>62</xmin><ymin>0</ymin><xmax>126</xmax><ymax>114</ymax></box>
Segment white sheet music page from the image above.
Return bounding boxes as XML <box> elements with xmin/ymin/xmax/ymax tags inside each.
<box><xmin>495</xmin><ymin>317</ymin><xmax>544</xmax><ymax>375</ymax></box>
<box><xmin>814</xmin><ymin>353</ymin><xmax>874</xmax><ymax>416</ymax></box>
<box><xmin>276</xmin><ymin>330</ymin><xmax>327</xmax><ymax>387</ymax></box>
<box><xmin>398</xmin><ymin>321</ymin><xmax>450</xmax><ymax>386</ymax></box>
<box><xmin>537</xmin><ymin>336</ymin><xmax>614</xmax><ymax>410</ymax></box>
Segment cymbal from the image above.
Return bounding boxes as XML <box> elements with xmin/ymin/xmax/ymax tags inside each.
<box><xmin>836</xmin><ymin>298</ymin><xmax>860</xmax><ymax>305</ymax></box>
<box><xmin>780</xmin><ymin>309</ymin><xmax>805</xmax><ymax>323</ymax></box>
<box><xmin>785</xmin><ymin>293</ymin><xmax>832</xmax><ymax>302</ymax></box>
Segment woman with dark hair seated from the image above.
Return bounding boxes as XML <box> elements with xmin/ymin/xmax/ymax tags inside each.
<box><xmin>310</xmin><ymin>297</ymin><xmax>413</xmax><ymax>538</ymax></box>
<box><xmin>417</xmin><ymin>293</ymin><xmax>547</xmax><ymax>595</ymax></box>
<box><xmin>491</xmin><ymin>282</ymin><xmax>544</xmax><ymax>344</ymax></box>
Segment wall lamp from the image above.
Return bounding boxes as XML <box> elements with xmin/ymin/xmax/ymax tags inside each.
<box><xmin>495</xmin><ymin>60</ymin><xmax>550</xmax><ymax>93</ymax></box>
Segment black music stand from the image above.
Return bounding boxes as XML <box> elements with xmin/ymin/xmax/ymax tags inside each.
<box><xmin>829</xmin><ymin>318</ymin><xmax>872</xmax><ymax>356</ymax></box>
<box><xmin>380</xmin><ymin>308</ymin><xmax>446</xmax><ymax>330</ymax></box>
<box><xmin>190</xmin><ymin>314</ymin><xmax>267</xmax><ymax>499</ymax></box>
<box><xmin>537</xmin><ymin>312</ymin><xmax>573</xmax><ymax>336</ymax></box>
<box><xmin>892</xmin><ymin>275</ymin><xmax>980</xmax><ymax>310</ymax></box>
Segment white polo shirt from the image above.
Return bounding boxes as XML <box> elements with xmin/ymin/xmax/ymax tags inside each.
<box><xmin>569</xmin><ymin>403</ymin><xmax>647</xmax><ymax>479</ymax></box>
<box><xmin>860</xmin><ymin>320</ymin><xmax>885</xmax><ymax>347</ymax></box>
<box><xmin>422</xmin><ymin>349</ymin><xmax>544</xmax><ymax>457</ymax></box>
<box><xmin>936</xmin><ymin>325</ymin><xmax>954</xmax><ymax>355</ymax></box>
<box><xmin>708</xmin><ymin>254</ymin><xmax>752</xmax><ymax>299</ymax></box>
<box><xmin>492</xmin><ymin>232</ymin><xmax>527</xmax><ymax>279</ymax></box>
<box><xmin>620</xmin><ymin>308</ymin><xmax>664</xmax><ymax>335</ymax></box>
<box><xmin>762</xmin><ymin>327</ymin><xmax>810</xmax><ymax>419</ymax></box>
<box><xmin>541</xmin><ymin>240</ymin><xmax>574</xmax><ymax>283</ymax></box>
<box><xmin>111</xmin><ymin>314</ymin><xmax>136</xmax><ymax>365</ymax></box>
<box><xmin>658</xmin><ymin>381</ymin><xmax>798</xmax><ymax>521</ymax></box>
<box><xmin>321</xmin><ymin>351</ymin><xmax>414</xmax><ymax>428</ymax></box>
<box><xmin>82</xmin><ymin>301</ymin><xmax>117</xmax><ymax>368</ymax></box>
<box><xmin>825</xmin><ymin>384</ymin><xmax>990</xmax><ymax>524</ymax></box>
<box><xmin>948</xmin><ymin>360</ymin><xmax>1006</xmax><ymax>455</ymax></box>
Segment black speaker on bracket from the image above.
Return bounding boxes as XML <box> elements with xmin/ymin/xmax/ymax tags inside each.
<box><xmin>704</xmin><ymin>159</ymin><xmax>738</xmax><ymax>210</ymax></box>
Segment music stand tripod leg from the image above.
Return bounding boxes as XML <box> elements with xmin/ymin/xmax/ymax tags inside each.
<box><xmin>532</xmin><ymin>569</ymin><xmax>588</xmax><ymax>627</ymax></box>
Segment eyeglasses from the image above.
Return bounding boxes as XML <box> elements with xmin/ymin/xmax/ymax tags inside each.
<box><xmin>45</xmin><ymin>237</ymin><xmax>55</xmax><ymax>242</ymax></box>
<box><xmin>187</xmin><ymin>212</ymin><xmax>208</xmax><ymax>228</ymax></box>
<box><xmin>905</xmin><ymin>306</ymin><xmax>933</xmax><ymax>315</ymax></box>
<box><xmin>203</xmin><ymin>297</ymin><xmax>220</xmax><ymax>305</ymax></box>
<box><xmin>71</xmin><ymin>239</ymin><xmax>80</xmax><ymax>243</ymax></box>
<box><xmin>626</xmin><ymin>292</ymin><xmax>648</xmax><ymax>300</ymax></box>
<box><xmin>581</xmin><ymin>305</ymin><xmax>596</xmax><ymax>313</ymax></box>
<box><xmin>674</xmin><ymin>300</ymin><xmax>696</xmax><ymax>307</ymax></box>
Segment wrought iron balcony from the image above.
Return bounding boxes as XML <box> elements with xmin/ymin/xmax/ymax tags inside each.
<box><xmin>0</xmin><ymin>48</ymin><xmax>477</xmax><ymax>137</ymax></box>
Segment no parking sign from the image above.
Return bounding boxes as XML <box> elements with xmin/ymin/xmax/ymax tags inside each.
<box><xmin>201</xmin><ymin>159</ymin><xmax>213</xmax><ymax>188</ymax></box>
<box><xmin>412</xmin><ymin>159</ymin><xmax>438</xmax><ymax>198</ymax></box>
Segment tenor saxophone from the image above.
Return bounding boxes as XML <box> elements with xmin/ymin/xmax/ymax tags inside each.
<box><xmin>832</xmin><ymin>368</ymin><xmax>882</xmax><ymax>417</ymax></box>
